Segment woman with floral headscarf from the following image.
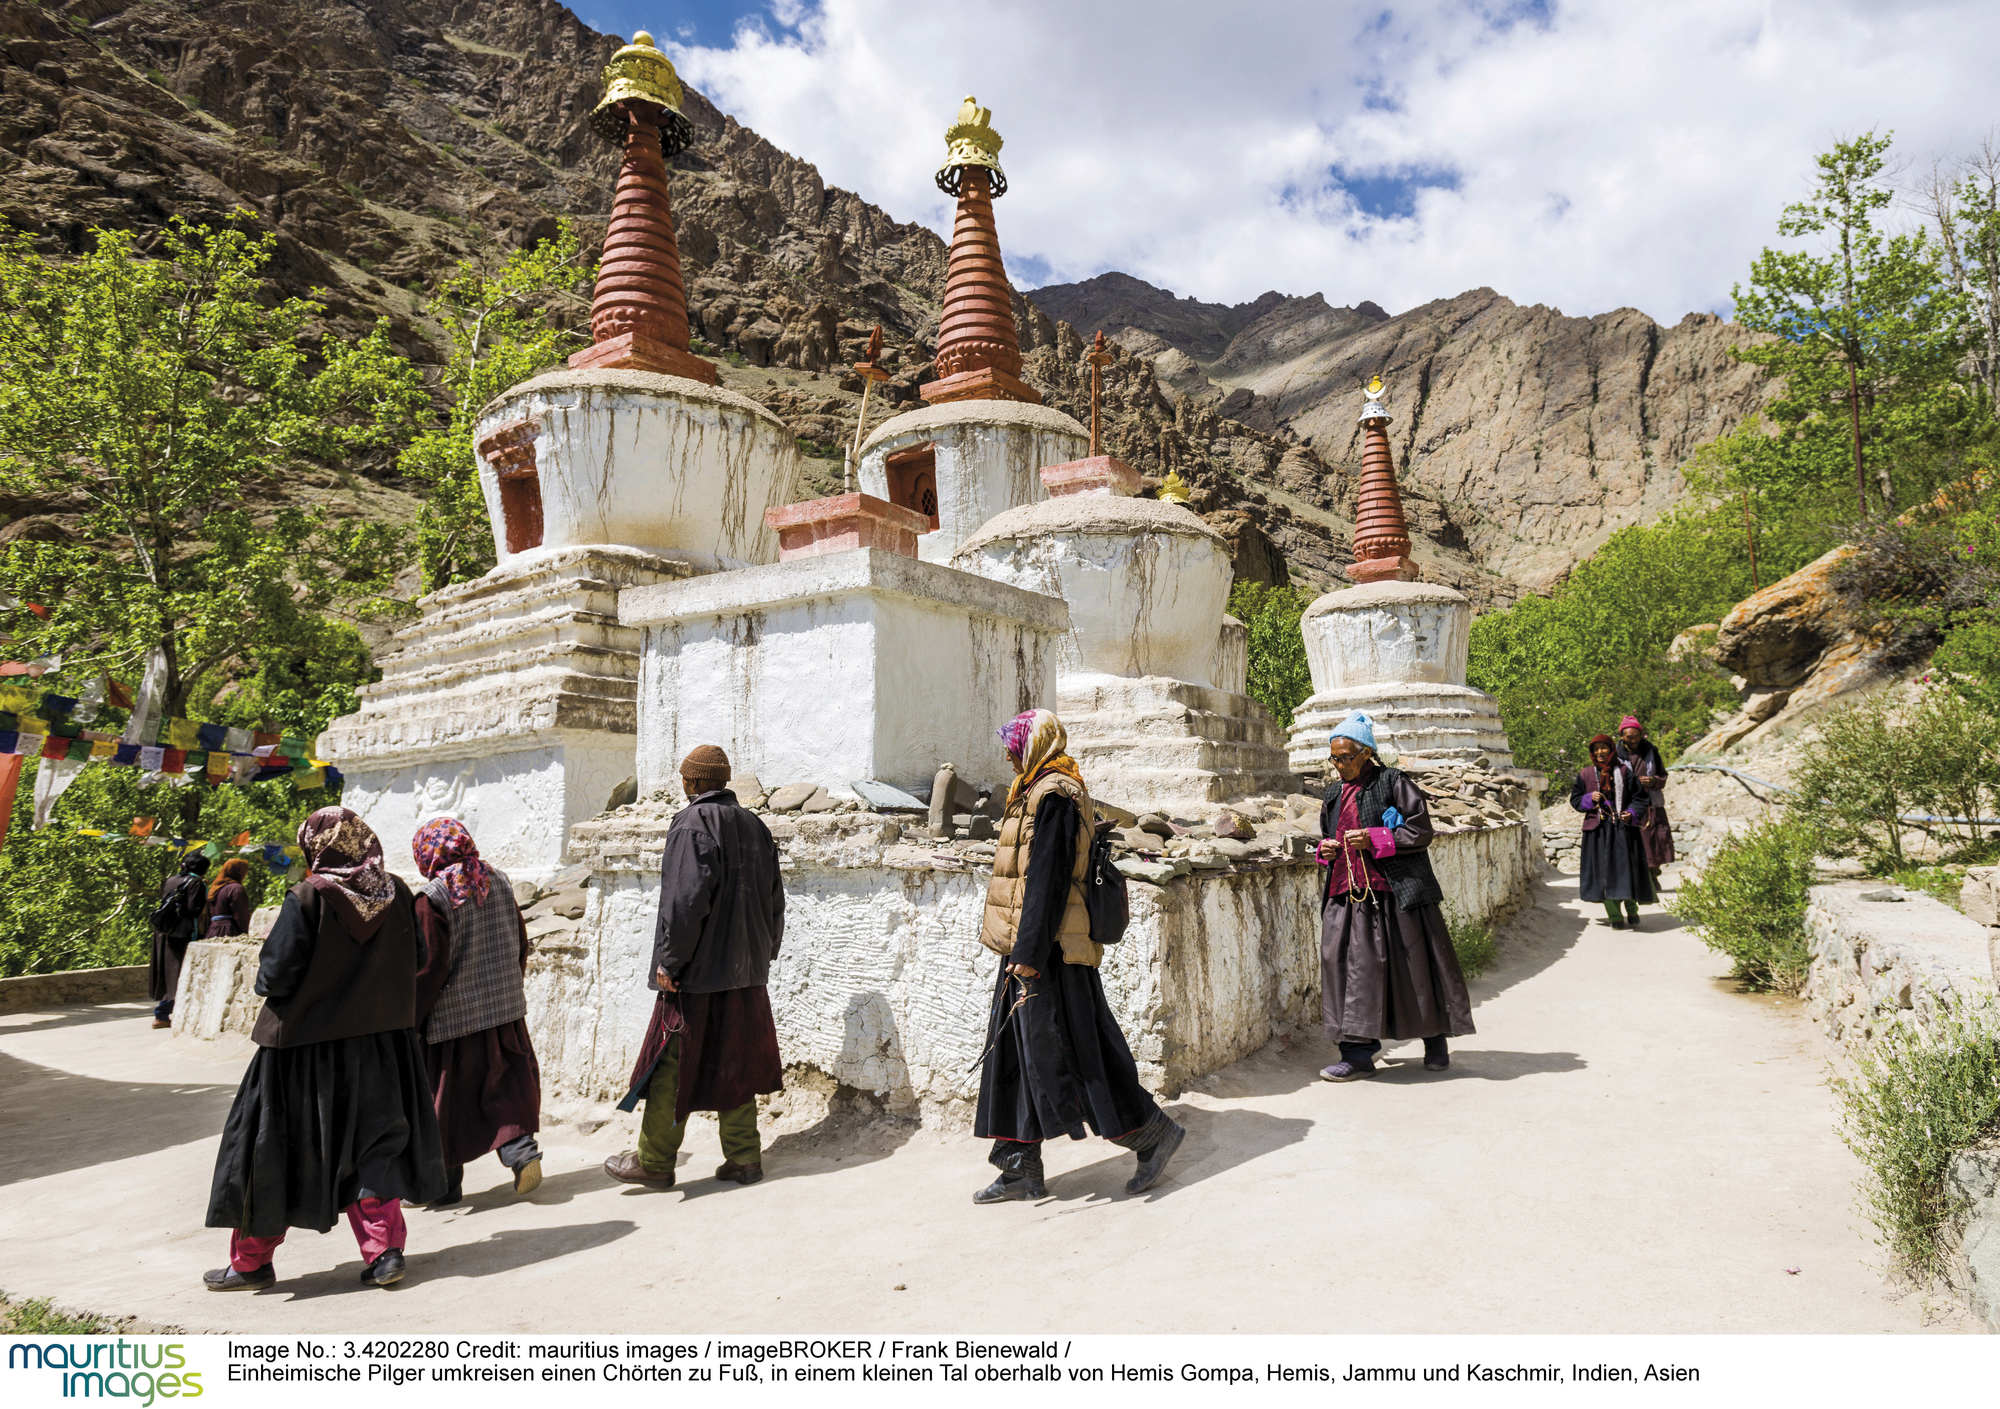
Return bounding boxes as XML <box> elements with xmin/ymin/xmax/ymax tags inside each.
<box><xmin>203</xmin><ymin>807</ymin><xmax>445</xmax><ymax>1292</ymax></box>
<box><xmin>410</xmin><ymin>816</ymin><xmax>543</xmax><ymax>1206</ymax></box>
<box><xmin>972</xmin><ymin>709</ymin><xmax>1185</xmax><ymax>1203</ymax></box>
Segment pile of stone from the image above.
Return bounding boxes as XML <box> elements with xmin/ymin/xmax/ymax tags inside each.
<box><xmin>1396</xmin><ymin>760</ymin><xmax>1533</xmax><ymax>832</ymax></box>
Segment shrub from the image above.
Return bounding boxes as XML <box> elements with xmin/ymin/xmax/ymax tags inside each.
<box><xmin>1833</xmin><ymin>996</ymin><xmax>2000</xmax><ymax>1283</ymax></box>
<box><xmin>1445</xmin><ymin>907</ymin><xmax>1497</xmax><ymax>980</ymax></box>
<box><xmin>1671</xmin><ymin>817</ymin><xmax>1818</xmax><ymax>991</ymax></box>
<box><xmin>1227</xmin><ymin>581</ymin><xmax>1313</xmax><ymax>729</ymax></box>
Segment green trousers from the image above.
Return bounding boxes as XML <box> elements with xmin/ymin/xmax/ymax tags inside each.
<box><xmin>1603</xmin><ymin>900</ymin><xmax>1639</xmax><ymax>924</ymax></box>
<box><xmin>636</xmin><ymin>1035</ymin><xmax>761</xmax><ymax>1171</ymax></box>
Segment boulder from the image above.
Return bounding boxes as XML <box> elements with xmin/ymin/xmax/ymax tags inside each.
<box><xmin>767</xmin><ymin>783</ymin><xmax>822</xmax><ymax>813</ymax></box>
<box><xmin>1714</xmin><ymin>547</ymin><xmax>1855</xmax><ymax>689</ymax></box>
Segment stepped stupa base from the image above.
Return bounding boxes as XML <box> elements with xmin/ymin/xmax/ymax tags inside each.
<box><xmin>1286</xmin><ymin>681</ymin><xmax>1516</xmax><ymax>773</ymax></box>
<box><xmin>1060</xmin><ymin>675</ymin><xmax>1296</xmax><ymax>816</ymax></box>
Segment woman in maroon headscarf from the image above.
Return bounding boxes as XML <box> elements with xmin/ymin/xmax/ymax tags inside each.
<box><xmin>203</xmin><ymin>807</ymin><xmax>445</xmax><ymax>1292</ymax></box>
<box><xmin>411</xmin><ymin>817</ymin><xmax>543</xmax><ymax>1206</ymax></box>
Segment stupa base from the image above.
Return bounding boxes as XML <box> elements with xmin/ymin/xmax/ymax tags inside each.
<box><xmin>1058</xmin><ymin>675</ymin><xmax>1297</xmax><ymax>817</ymax></box>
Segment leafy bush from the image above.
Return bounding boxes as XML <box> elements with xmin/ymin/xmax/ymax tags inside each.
<box><xmin>1445</xmin><ymin>907</ymin><xmax>1497</xmax><ymax>980</ymax></box>
<box><xmin>1227</xmin><ymin>581</ymin><xmax>1313</xmax><ymax>729</ymax></box>
<box><xmin>1833</xmin><ymin>996</ymin><xmax>2000</xmax><ymax>1283</ymax></box>
<box><xmin>1671</xmin><ymin>817</ymin><xmax>1818</xmax><ymax>992</ymax></box>
<box><xmin>1786</xmin><ymin>689</ymin><xmax>2000</xmax><ymax>869</ymax></box>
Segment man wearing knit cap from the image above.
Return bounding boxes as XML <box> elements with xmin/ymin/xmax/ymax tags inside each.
<box><xmin>1315</xmin><ymin>711</ymin><xmax>1474</xmax><ymax>1081</ymax></box>
<box><xmin>604</xmin><ymin>744</ymin><xmax>786</xmax><ymax>1187</ymax></box>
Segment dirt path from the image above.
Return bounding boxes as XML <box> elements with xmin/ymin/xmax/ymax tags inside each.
<box><xmin>0</xmin><ymin>877</ymin><xmax>1969</xmax><ymax>1334</ymax></box>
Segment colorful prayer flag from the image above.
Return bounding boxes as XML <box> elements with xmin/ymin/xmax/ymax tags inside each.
<box><xmin>40</xmin><ymin>735</ymin><xmax>67</xmax><ymax>760</ymax></box>
<box><xmin>278</xmin><ymin>736</ymin><xmax>310</xmax><ymax>760</ymax></box>
<box><xmin>39</xmin><ymin>693</ymin><xmax>76</xmax><ymax>718</ymax></box>
<box><xmin>130</xmin><ymin>817</ymin><xmax>156</xmax><ymax>838</ymax></box>
<box><xmin>200</xmin><ymin>839</ymin><xmax>222</xmax><ymax>860</ymax></box>
<box><xmin>252</xmin><ymin>731</ymin><xmax>281</xmax><ymax>750</ymax></box>
<box><xmin>161</xmin><ymin>748</ymin><xmax>186</xmax><ymax>774</ymax></box>
<box><xmin>0</xmin><ymin>732</ymin><xmax>15</xmax><ymax>755</ymax></box>
<box><xmin>89</xmin><ymin>739</ymin><xmax>115</xmax><ymax>759</ymax></box>
<box><xmin>105</xmin><ymin>678</ymin><xmax>135</xmax><ymax>710</ymax></box>
<box><xmin>138</xmin><ymin>745</ymin><xmax>164</xmax><ymax>772</ymax></box>
<box><xmin>231</xmin><ymin>831</ymin><xmax>253</xmax><ymax>847</ymax></box>
<box><xmin>112</xmin><ymin>743</ymin><xmax>139</xmax><ymax>766</ymax></box>
<box><xmin>223</xmin><ymin>727</ymin><xmax>252</xmax><ymax>753</ymax></box>
<box><xmin>64</xmin><ymin>738</ymin><xmax>92</xmax><ymax>762</ymax></box>
<box><xmin>195</xmin><ymin>722</ymin><xmax>227</xmax><ymax>751</ymax></box>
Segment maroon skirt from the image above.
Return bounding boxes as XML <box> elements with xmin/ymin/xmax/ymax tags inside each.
<box><xmin>425</xmin><ymin>1018</ymin><xmax>542</xmax><ymax>1169</ymax></box>
<box><xmin>619</xmin><ymin>986</ymin><xmax>783</xmax><ymax>1116</ymax></box>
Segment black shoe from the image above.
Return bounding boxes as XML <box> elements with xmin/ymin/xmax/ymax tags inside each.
<box><xmin>203</xmin><ymin>1264</ymin><xmax>275</xmax><ymax>1292</ymax></box>
<box><xmin>715</xmin><ymin>1160</ymin><xmax>764</xmax><ymax>1185</ymax></box>
<box><xmin>973</xmin><ymin>1173</ymin><xmax>1046</xmax><ymax>1204</ymax></box>
<box><xmin>1126</xmin><ymin>1119</ymin><xmax>1186</xmax><ymax>1195</ymax></box>
<box><xmin>430</xmin><ymin>1177</ymin><xmax>463</xmax><ymax>1209</ymax></box>
<box><xmin>1423</xmin><ymin>1038</ymin><xmax>1450</xmax><ymax>1071</ymax></box>
<box><xmin>361</xmin><ymin>1248</ymin><xmax>405</xmax><ymax>1287</ymax></box>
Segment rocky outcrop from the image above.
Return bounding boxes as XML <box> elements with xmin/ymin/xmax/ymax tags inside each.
<box><xmin>1692</xmin><ymin>546</ymin><xmax>1909</xmax><ymax>754</ymax></box>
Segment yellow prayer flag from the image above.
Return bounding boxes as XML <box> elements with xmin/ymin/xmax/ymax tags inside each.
<box><xmin>90</xmin><ymin>739</ymin><xmax>116</xmax><ymax>759</ymax></box>
<box><xmin>167</xmin><ymin>718</ymin><xmax>199</xmax><ymax>749</ymax></box>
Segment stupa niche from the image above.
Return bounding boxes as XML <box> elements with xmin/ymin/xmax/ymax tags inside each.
<box><xmin>858</xmin><ymin>98</ymin><xmax>1089</xmax><ymax>563</ymax></box>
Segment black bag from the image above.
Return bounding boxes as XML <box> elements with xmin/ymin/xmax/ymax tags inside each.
<box><xmin>1083</xmin><ymin>817</ymin><xmax>1129</xmax><ymax>945</ymax></box>
<box><xmin>150</xmin><ymin>875</ymin><xmax>201</xmax><ymax>935</ymax></box>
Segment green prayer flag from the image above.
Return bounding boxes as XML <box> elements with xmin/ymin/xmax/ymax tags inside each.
<box><xmin>64</xmin><ymin>737</ymin><xmax>92</xmax><ymax>761</ymax></box>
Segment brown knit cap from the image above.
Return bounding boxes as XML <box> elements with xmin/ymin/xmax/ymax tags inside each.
<box><xmin>680</xmin><ymin>744</ymin><xmax>731</xmax><ymax>784</ymax></box>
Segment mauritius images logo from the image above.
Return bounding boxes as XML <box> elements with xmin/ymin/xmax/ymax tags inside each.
<box><xmin>7</xmin><ymin>1341</ymin><xmax>203</xmax><ymax>1402</ymax></box>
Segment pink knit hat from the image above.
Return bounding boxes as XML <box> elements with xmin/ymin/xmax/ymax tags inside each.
<box><xmin>1619</xmin><ymin>715</ymin><xmax>1641</xmax><ymax>731</ymax></box>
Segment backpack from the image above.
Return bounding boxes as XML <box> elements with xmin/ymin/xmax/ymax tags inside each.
<box><xmin>1083</xmin><ymin>817</ymin><xmax>1129</xmax><ymax>945</ymax></box>
<box><xmin>150</xmin><ymin>875</ymin><xmax>202</xmax><ymax>935</ymax></box>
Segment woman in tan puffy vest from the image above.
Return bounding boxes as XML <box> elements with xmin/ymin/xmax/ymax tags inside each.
<box><xmin>972</xmin><ymin>709</ymin><xmax>1184</xmax><ymax>1203</ymax></box>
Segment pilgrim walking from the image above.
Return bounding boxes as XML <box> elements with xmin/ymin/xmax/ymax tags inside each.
<box><xmin>411</xmin><ymin>817</ymin><xmax>544</xmax><ymax>1205</ymax></box>
<box><xmin>605</xmin><ymin>745</ymin><xmax>785</xmax><ymax>1189</ymax></box>
<box><xmin>1571</xmin><ymin>733</ymin><xmax>1655</xmax><ymax>929</ymax></box>
<box><xmin>204</xmin><ymin>807</ymin><xmax>445</xmax><ymax>1291</ymax></box>
<box><xmin>148</xmin><ymin>854</ymin><xmax>208</xmax><ymax>1028</ymax></box>
<box><xmin>1316</xmin><ymin>712</ymin><xmax>1475</xmax><ymax>1082</ymax></box>
<box><xmin>972</xmin><ymin>709</ymin><xmax>1184</xmax><ymax>1202</ymax></box>
<box><xmin>203</xmin><ymin>858</ymin><xmax>253</xmax><ymax>939</ymax></box>
<box><xmin>1615</xmin><ymin>715</ymin><xmax>1675</xmax><ymax>889</ymax></box>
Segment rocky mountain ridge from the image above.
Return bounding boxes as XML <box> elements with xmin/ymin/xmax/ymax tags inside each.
<box><xmin>1</xmin><ymin>0</ymin><xmax>1767</xmax><ymax>602</ymax></box>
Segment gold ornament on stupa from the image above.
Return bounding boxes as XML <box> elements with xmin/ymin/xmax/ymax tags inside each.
<box><xmin>1359</xmin><ymin>372</ymin><xmax>1390</xmax><ymax>423</ymax></box>
<box><xmin>1157</xmin><ymin>469</ymin><xmax>1193</xmax><ymax>504</ymax></box>
<box><xmin>936</xmin><ymin>96</ymin><xmax>1007</xmax><ymax>198</ymax></box>
<box><xmin>589</xmin><ymin>30</ymin><xmax>693</xmax><ymax>153</ymax></box>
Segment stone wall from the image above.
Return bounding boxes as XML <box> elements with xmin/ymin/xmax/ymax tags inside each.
<box><xmin>0</xmin><ymin>965</ymin><xmax>146</xmax><ymax>1013</ymax></box>
<box><xmin>1801</xmin><ymin>883</ymin><xmax>1996</xmax><ymax>1057</ymax></box>
<box><xmin>165</xmin><ymin>814</ymin><xmax>1544</xmax><ymax>1123</ymax></box>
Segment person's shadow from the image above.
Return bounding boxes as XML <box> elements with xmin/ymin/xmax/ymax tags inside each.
<box><xmin>271</xmin><ymin>1220</ymin><xmax>639</xmax><ymax>1300</ymax></box>
<box><xmin>0</xmin><ymin>1050</ymin><xmax>236</xmax><ymax>1186</ymax></box>
<box><xmin>1365</xmin><ymin>1046</ymin><xmax>1587</xmax><ymax>1082</ymax></box>
<box><xmin>1036</xmin><ymin>1103</ymin><xmax>1311</xmax><ymax>1206</ymax></box>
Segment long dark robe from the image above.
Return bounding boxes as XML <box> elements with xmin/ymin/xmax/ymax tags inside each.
<box><xmin>1571</xmin><ymin>763</ymin><xmax>1656</xmax><ymax>903</ymax></box>
<box><xmin>203</xmin><ymin>881</ymin><xmax>252</xmax><ymax>938</ymax></box>
<box><xmin>1319</xmin><ymin>768</ymin><xmax>1475</xmax><ymax>1043</ymax></box>
<box><xmin>1616</xmin><ymin>738</ymin><xmax>1676</xmax><ymax>868</ymax></box>
<box><xmin>618</xmin><ymin>987</ymin><xmax>784</xmax><ymax>1117</ymax></box>
<box><xmin>414</xmin><ymin>895</ymin><xmax>543</xmax><ymax>1169</ymax></box>
<box><xmin>206</xmin><ymin>892</ymin><xmax>446</xmax><ymax>1236</ymax></box>
<box><xmin>975</xmin><ymin>793</ymin><xmax>1160</xmax><ymax>1144</ymax></box>
<box><xmin>148</xmin><ymin>873</ymin><xmax>200</xmax><ymax>1003</ymax></box>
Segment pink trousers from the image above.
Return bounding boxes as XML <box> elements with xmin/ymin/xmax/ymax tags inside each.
<box><xmin>229</xmin><ymin>1198</ymin><xmax>406</xmax><ymax>1272</ymax></box>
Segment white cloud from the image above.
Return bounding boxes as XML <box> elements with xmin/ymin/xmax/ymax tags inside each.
<box><xmin>667</xmin><ymin>0</ymin><xmax>1996</xmax><ymax>322</ymax></box>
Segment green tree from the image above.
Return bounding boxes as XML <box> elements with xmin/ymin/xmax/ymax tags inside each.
<box><xmin>0</xmin><ymin>216</ymin><xmax>427</xmax><ymax>728</ymax></box>
<box><xmin>401</xmin><ymin>224</ymin><xmax>593</xmax><ymax>591</ymax></box>
<box><xmin>1227</xmin><ymin>581</ymin><xmax>1314</xmax><ymax>729</ymax></box>
<box><xmin>1727</xmin><ymin>132</ymin><xmax>1972</xmax><ymax>516</ymax></box>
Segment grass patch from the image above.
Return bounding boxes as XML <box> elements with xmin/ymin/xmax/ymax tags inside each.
<box><xmin>1833</xmin><ymin>996</ymin><xmax>2000</xmax><ymax>1283</ymax></box>
<box><xmin>0</xmin><ymin>1293</ymin><xmax>109</xmax><ymax>1334</ymax></box>
<box><xmin>1445</xmin><ymin>908</ymin><xmax>1497</xmax><ymax>980</ymax></box>
<box><xmin>1876</xmin><ymin>864</ymin><xmax>1970</xmax><ymax>910</ymax></box>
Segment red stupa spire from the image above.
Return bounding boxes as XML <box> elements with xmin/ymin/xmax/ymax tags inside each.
<box><xmin>567</xmin><ymin>33</ymin><xmax>717</xmax><ymax>386</ymax></box>
<box><xmin>922</xmin><ymin>97</ymin><xmax>1040</xmax><ymax>406</ymax></box>
<box><xmin>1348</xmin><ymin>376</ymin><xmax>1418</xmax><ymax>583</ymax></box>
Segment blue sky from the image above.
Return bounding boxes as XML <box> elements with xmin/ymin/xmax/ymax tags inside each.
<box><xmin>572</xmin><ymin>1</ymin><xmax>1995</xmax><ymax>322</ymax></box>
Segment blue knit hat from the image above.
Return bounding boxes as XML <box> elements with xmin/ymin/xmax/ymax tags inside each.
<box><xmin>1329</xmin><ymin>711</ymin><xmax>1377</xmax><ymax>752</ymax></box>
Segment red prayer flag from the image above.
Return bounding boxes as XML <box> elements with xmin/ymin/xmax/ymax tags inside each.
<box><xmin>130</xmin><ymin>816</ymin><xmax>156</xmax><ymax>838</ymax></box>
<box><xmin>0</xmin><ymin>753</ymin><xmax>21</xmax><ymax>853</ymax></box>
<box><xmin>161</xmin><ymin>748</ymin><xmax>186</xmax><ymax>775</ymax></box>
<box><xmin>40</xmin><ymin>734</ymin><xmax>67</xmax><ymax>760</ymax></box>
<box><xmin>231</xmin><ymin>830</ymin><xmax>252</xmax><ymax>847</ymax></box>
<box><xmin>106</xmin><ymin>678</ymin><xmax>135</xmax><ymax>710</ymax></box>
<box><xmin>22</xmin><ymin>603</ymin><xmax>47</xmax><ymax>620</ymax></box>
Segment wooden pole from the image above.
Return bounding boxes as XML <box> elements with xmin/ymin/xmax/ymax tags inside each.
<box><xmin>847</xmin><ymin>376</ymin><xmax>875</xmax><ymax>493</ymax></box>
<box><xmin>1846</xmin><ymin>355</ymin><xmax>1866</xmax><ymax>515</ymax></box>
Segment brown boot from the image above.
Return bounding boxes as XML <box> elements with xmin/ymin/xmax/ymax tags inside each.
<box><xmin>715</xmin><ymin>1160</ymin><xmax>763</xmax><ymax>1185</ymax></box>
<box><xmin>603</xmin><ymin>1151</ymin><xmax>675</xmax><ymax>1186</ymax></box>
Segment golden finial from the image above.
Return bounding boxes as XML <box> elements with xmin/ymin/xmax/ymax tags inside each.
<box><xmin>590</xmin><ymin>30</ymin><xmax>692</xmax><ymax>152</ymax></box>
<box><xmin>1360</xmin><ymin>373</ymin><xmax>1390</xmax><ymax>424</ymax></box>
<box><xmin>1158</xmin><ymin>469</ymin><xmax>1193</xmax><ymax>504</ymax></box>
<box><xmin>936</xmin><ymin>95</ymin><xmax>1007</xmax><ymax>198</ymax></box>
